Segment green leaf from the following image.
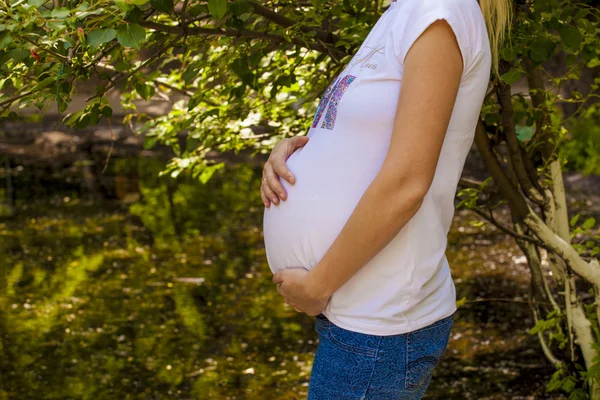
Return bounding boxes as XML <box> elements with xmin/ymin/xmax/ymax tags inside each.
<box><xmin>561</xmin><ymin>375</ymin><xmax>577</xmax><ymax>393</ymax></box>
<box><xmin>117</xmin><ymin>24</ymin><xmax>146</xmax><ymax>49</ymax></box>
<box><xmin>51</xmin><ymin>7</ymin><xmax>71</xmax><ymax>18</ymax></box>
<box><xmin>536</xmin><ymin>37</ymin><xmax>556</xmax><ymax>58</ymax></box>
<box><xmin>101</xmin><ymin>106</ymin><xmax>113</xmax><ymax>118</ymax></box>
<box><xmin>499</xmin><ymin>46</ymin><xmax>516</xmax><ymax>62</ymax></box>
<box><xmin>186</xmin><ymin>4</ymin><xmax>207</xmax><ymax>17</ymax></box>
<box><xmin>0</xmin><ymin>33</ymin><xmax>12</xmax><ymax>50</ymax></box>
<box><xmin>114</xmin><ymin>0</ymin><xmax>132</xmax><ymax>11</ymax></box>
<box><xmin>150</xmin><ymin>0</ymin><xmax>174</xmax><ymax>13</ymax></box>
<box><xmin>63</xmin><ymin>111</ymin><xmax>81</xmax><ymax>126</ymax></box>
<box><xmin>570</xmin><ymin>214</ymin><xmax>580</xmax><ymax>227</ymax></box>
<box><xmin>529</xmin><ymin>47</ymin><xmax>548</xmax><ymax>63</ymax></box>
<box><xmin>144</xmin><ymin>136</ymin><xmax>157</xmax><ymax>149</ymax></box>
<box><xmin>565</xmin><ymin>53</ymin><xmax>577</xmax><ymax>66</ymax></box>
<box><xmin>187</xmin><ymin>93</ymin><xmax>203</xmax><ymax>110</ymax></box>
<box><xmin>135</xmin><ymin>82</ymin><xmax>155</xmax><ymax>100</ymax></box>
<box><xmin>560</xmin><ymin>26</ymin><xmax>582</xmax><ymax>50</ymax></box>
<box><xmin>208</xmin><ymin>0</ymin><xmax>227</xmax><ymax>19</ymax></box>
<box><xmin>516</xmin><ymin>125</ymin><xmax>535</xmax><ymax>142</ymax></box>
<box><xmin>76</xmin><ymin>113</ymin><xmax>90</xmax><ymax>129</ymax></box>
<box><xmin>569</xmin><ymin>389</ymin><xmax>588</xmax><ymax>400</ymax></box>
<box><xmin>583</xmin><ymin>217</ymin><xmax>596</xmax><ymax>230</ymax></box>
<box><xmin>182</xmin><ymin>65</ymin><xmax>199</xmax><ymax>84</ymax></box>
<box><xmin>87</xmin><ymin>28</ymin><xmax>116</xmax><ymax>49</ymax></box>
<box><xmin>500</xmin><ymin>69</ymin><xmax>521</xmax><ymax>85</ymax></box>
<box><xmin>248</xmin><ymin>50</ymin><xmax>262</xmax><ymax>67</ymax></box>
<box><xmin>229</xmin><ymin>0</ymin><xmax>252</xmax><ymax>16</ymax></box>
<box><xmin>32</xmin><ymin>76</ymin><xmax>56</xmax><ymax>91</ymax></box>
<box><xmin>199</xmin><ymin>162</ymin><xmax>225</xmax><ymax>184</ymax></box>
<box><xmin>76</xmin><ymin>8</ymin><xmax>105</xmax><ymax>19</ymax></box>
<box><xmin>114</xmin><ymin>61</ymin><xmax>129</xmax><ymax>72</ymax></box>
<box><xmin>9</xmin><ymin>48</ymin><xmax>29</xmax><ymax>63</ymax></box>
<box><xmin>587</xmin><ymin>58</ymin><xmax>600</xmax><ymax>69</ymax></box>
<box><xmin>231</xmin><ymin>57</ymin><xmax>249</xmax><ymax>79</ymax></box>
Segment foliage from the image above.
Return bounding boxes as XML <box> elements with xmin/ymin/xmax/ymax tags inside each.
<box><xmin>2</xmin><ymin>0</ymin><xmax>600</xmax><ymax>397</ymax></box>
<box><xmin>560</xmin><ymin>104</ymin><xmax>600</xmax><ymax>176</ymax></box>
<box><xmin>455</xmin><ymin>0</ymin><xmax>600</xmax><ymax>397</ymax></box>
<box><xmin>0</xmin><ymin>157</ymin><xmax>560</xmax><ymax>398</ymax></box>
<box><xmin>0</xmin><ymin>0</ymin><xmax>376</xmax><ymax>177</ymax></box>
<box><xmin>0</xmin><ymin>159</ymin><xmax>320</xmax><ymax>399</ymax></box>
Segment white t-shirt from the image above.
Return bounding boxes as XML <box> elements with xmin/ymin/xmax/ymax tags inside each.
<box><xmin>263</xmin><ymin>0</ymin><xmax>491</xmax><ymax>335</ymax></box>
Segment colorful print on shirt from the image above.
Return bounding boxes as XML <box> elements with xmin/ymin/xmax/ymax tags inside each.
<box><xmin>311</xmin><ymin>74</ymin><xmax>356</xmax><ymax>130</ymax></box>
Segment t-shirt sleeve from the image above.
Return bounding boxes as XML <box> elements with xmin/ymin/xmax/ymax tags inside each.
<box><xmin>395</xmin><ymin>0</ymin><xmax>473</xmax><ymax>73</ymax></box>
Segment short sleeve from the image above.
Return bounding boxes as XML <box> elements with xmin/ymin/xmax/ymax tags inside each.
<box><xmin>396</xmin><ymin>1</ymin><xmax>472</xmax><ymax>74</ymax></box>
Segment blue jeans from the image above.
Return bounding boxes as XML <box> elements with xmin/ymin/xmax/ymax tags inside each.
<box><xmin>307</xmin><ymin>312</ymin><xmax>455</xmax><ymax>400</ymax></box>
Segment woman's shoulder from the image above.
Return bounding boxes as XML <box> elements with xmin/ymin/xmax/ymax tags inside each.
<box><xmin>406</xmin><ymin>0</ymin><xmax>482</xmax><ymax>14</ymax></box>
<box><xmin>392</xmin><ymin>0</ymin><xmax>490</xmax><ymax>73</ymax></box>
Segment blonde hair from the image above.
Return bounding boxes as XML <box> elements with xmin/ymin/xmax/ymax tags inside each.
<box><xmin>479</xmin><ymin>0</ymin><xmax>513</xmax><ymax>76</ymax></box>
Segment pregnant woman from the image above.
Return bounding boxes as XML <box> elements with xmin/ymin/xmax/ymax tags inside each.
<box><xmin>261</xmin><ymin>0</ymin><xmax>510</xmax><ymax>398</ymax></box>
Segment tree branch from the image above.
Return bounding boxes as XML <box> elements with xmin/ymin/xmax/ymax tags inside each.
<box><xmin>530</xmin><ymin>301</ymin><xmax>565</xmax><ymax>369</ymax></box>
<box><xmin>474</xmin><ymin>119</ymin><xmax>529</xmax><ymax>221</ymax></box>
<box><xmin>138</xmin><ymin>20</ymin><xmax>347</xmax><ymax>58</ymax></box>
<box><xmin>19</xmin><ymin>35</ymin><xmax>68</xmax><ymax>62</ymax></box>
<box><xmin>458</xmin><ymin>177</ymin><xmax>496</xmax><ymax>192</ymax></box>
<box><xmin>0</xmin><ymin>89</ymin><xmax>35</xmax><ymax>109</ymax></box>
<box><xmin>496</xmin><ymin>79</ymin><xmax>545</xmax><ymax>205</ymax></box>
<box><xmin>471</xmin><ymin>207</ymin><xmax>549</xmax><ymax>250</ymax></box>
<box><xmin>86</xmin><ymin>37</ymin><xmax>178</xmax><ymax>102</ymax></box>
<box><xmin>248</xmin><ymin>0</ymin><xmax>338</xmax><ymax>45</ymax></box>
<box><xmin>522</xmin><ymin>57</ymin><xmax>555</xmax><ymax>160</ymax></box>
<box><xmin>524</xmin><ymin>208</ymin><xmax>600</xmax><ymax>285</ymax></box>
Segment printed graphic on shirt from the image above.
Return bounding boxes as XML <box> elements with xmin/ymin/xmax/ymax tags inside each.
<box><xmin>312</xmin><ymin>74</ymin><xmax>356</xmax><ymax>130</ymax></box>
<box><xmin>351</xmin><ymin>45</ymin><xmax>384</xmax><ymax>71</ymax></box>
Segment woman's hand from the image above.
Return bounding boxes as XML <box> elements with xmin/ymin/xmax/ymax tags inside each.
<box><xmin>261</xmin><ymin>136</ymin><xmax>309</xmax><ymax>208</ymax></box>
<box><xmin>273</xmin><ymin>267</ymin><xmax>330</xmax><ymax>316</ymax></box>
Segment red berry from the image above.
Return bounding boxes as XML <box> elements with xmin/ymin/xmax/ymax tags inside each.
<box><xmin>31</xmin><ymin>49</ymin><xmax>41</xmax><ymax>63</ymax></box>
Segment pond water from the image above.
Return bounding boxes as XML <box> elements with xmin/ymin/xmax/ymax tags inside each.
<box><xmin>0</xmin><ymin>156</ymin><xmax>560</xmax><ymax>399</ymax></box>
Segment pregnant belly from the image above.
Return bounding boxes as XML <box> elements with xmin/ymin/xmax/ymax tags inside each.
<box><xmin>262</xmin><ymin>134</ymin><xmax>387</xmax><ymax>274</ymax></box>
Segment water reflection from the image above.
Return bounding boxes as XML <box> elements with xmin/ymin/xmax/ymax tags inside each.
<box><xmin>0</xmin><ymin>156</ymin><xmax>553</xmax><ymax>399</ymax></box>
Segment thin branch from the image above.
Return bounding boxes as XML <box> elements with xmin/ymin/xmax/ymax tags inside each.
<box><xmin>458</xmin><ymin>177</ymin><xmax>498</xmax><ymax>194</ymax></box>
<box><xmin>85</xmin><ymin>42</ymin><xmax>120</xmax><ymax>69</ymax></box>
<box><xmin>86</xmin><ymin>38</ymin><xmax>178</xmax><ymax>102</ymax></box>
<box><xmin>96</xmin><ymin>62</ymin><xmax>196</xmax><ymax>99</ymax></box>
<box><xmin>101</xmin><ymin>117</ymin><xmax>115</xmax><ymax>174</ymax></box>
<box><xmin>19</xmin><ymin>35</ymin><xmax>68</xmax><ymax>61</ymax></box>
<box><xmin>138</xmin><ymin>20</ymin><xmax>347</xmax><ymax>58</ymax></box>
<box><xmin>465</xmin><ymin>297</ymin><xmax>553</xmax><ymax>306</ymax></box>
<box><xmin>181</xmin><ymin>0</ymin><xmax>190</xmax><ymax>18</ymax></box>
<box><xmin>530</xmin><ymin>301</ymin><xmax>565</xmax><ymax>369</ymax></box>
<box><xmin>471</xmin><ymin>207</ymin><xmax>549</xmax><ymax>250</ymax></box>
<box><xmin>0</xmin><ymin>89</ymin><xmax>35</xmax><ymax>109</ymax></box>
<box><xmin>248</xmin><ymin>0</ymin><xmax>337</xmax><ymax>45</ymax></box>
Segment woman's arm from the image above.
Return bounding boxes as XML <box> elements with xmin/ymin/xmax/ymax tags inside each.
<box><xmin>274</xmin><ymin>19</ymin><xmax>464</xmax><ymax>316</ymax></box>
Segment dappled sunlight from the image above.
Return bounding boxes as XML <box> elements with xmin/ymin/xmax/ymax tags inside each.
<box><xmin>0</xmin><ymin>158</ymin><xmax>566</xmax><ymax>398</ymax></box>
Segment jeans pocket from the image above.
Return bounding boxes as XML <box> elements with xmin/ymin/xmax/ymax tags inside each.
<box><xmin>315</xmin><ymin>314</ymin><xmax>330</xmax><ymax>336</ymax></box>
<box><xmin>327</xmin><ymin>323</ymin><xmax>379</xmax><ymax>356</ymax></box>
<box><xmin>404</xmin><ymin>314</ymin><xmax>454</xmax><ymax>390</ymax></box>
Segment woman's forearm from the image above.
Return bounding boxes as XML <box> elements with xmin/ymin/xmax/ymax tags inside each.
<box><xmin>305</xmin><ymin>170</ymin><xmax>427</xmax><ymax>300</ymax></box>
